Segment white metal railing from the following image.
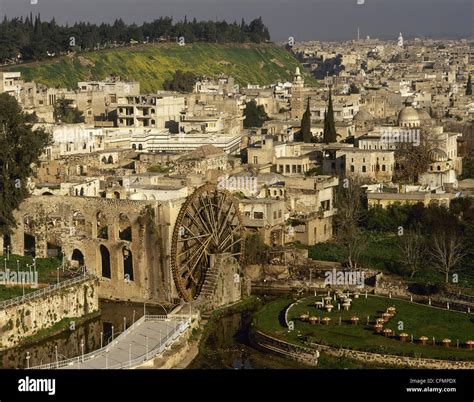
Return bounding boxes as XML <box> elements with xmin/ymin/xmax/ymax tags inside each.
<box><xmin>106</xmin><ymin>318</ymin><xmax>191</xmax><ymax>369</ymax></box>
<box><xmin>0</xmin><ymin>269</ymin><xmax>93</xmax><ymax>310</ymax></box>
<box><xmin>29</xmin><ymin>315</ymin><xmax>191</xmax><ymax>370</ymax></box>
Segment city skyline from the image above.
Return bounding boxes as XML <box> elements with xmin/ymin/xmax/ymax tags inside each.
<box><xmin>0</xmin><ymin>0</ymin><xmax>471</xmax><ymax>42</ymax></box>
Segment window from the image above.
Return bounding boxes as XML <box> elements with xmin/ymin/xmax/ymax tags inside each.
<box><xmin>253</xmin><ymin>156</ymin><xmax>258</xmax><ymax>164</ymax></box>
<box><xmin>254</xmin><ymin>212</ymin><xmax>264</xmax><ymax>219</ymax></box>
<box><xmin>350</xmin><ymin>165</ymin><xmax>355</xmax><ymax>172</ymax></box>
<box><xmin>273</xmin><ymin>211</ymin><xmax>277</xmax><ymax>220</ymax></box>
<box><xmin>362</xmin><ymin>165</ymin><xmax>366</xmax><ymax>173</ymax></box>
<box><xmin>382</xmin><ymin>165</ymin><xmax>386</xmax><ymax>171</ymax></box>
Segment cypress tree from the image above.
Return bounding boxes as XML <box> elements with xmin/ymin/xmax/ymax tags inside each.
<box><xmin>323</xmin><ymin>90</ymin><xmax>338</xmax><ymax>143</ymax></box>
<box><xmin>301</xmin><ymin>99</ymin><xmax>312</xmax><ymax>143</ymax></box>
<box><xmin>466</xmin><ymin>75</ymin><xmax>472</xmax><ymax>96</ymax></box>
<box><xmin>0</xmin><ymin>94</ymin><xmax>51</xmax><ymax>235</ymax></box>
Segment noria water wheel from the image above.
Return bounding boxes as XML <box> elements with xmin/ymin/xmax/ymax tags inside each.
<box><xmin>171</xmin><ymin>184</ymin><xmax>245</xmax><ymax>301</ymax></box>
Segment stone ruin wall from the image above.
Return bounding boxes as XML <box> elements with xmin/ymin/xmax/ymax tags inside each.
<box><xmin>0</xmin><ymin>275</ymin><xmax>99</xmax><ymax>351</ymax></box>
<box><xmin>3</xmin><ymin>196</ymin><xmax>178</xmax><ymax>304</ymax></box>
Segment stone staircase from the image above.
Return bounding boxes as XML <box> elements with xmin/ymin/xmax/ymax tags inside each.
<box><xmin>194</xmin><ymin>264</ymin><xmax>220</xmax><ymax>316</ymax></box>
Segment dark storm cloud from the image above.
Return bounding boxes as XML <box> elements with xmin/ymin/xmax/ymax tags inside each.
<box><xmin>0</xmin><ymin>0</ymin><xmax>471</xmax><ymax>41</ymax></box>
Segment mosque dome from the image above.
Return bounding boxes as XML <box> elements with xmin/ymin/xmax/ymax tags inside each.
<box><xmin>429</xmin><ymin>148</ymin><xmax>448</xmax><ymax>162</ymax></box>
<box><xmin>354</xmin><ymin>108</ymin><xmax>374</xmax><ymax>122</ymax></box>
<box><xmin>397</xmin><ymin>98</ymin><xmax>420</xmax><ymax>128</ymax></box>
<box><xmin>417</xmin><ymin>109</ymin><xmax>432</xmax><ymax>123</ymax></box>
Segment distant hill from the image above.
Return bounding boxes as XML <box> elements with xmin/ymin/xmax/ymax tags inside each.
<box><xmin>4</xmin><ymin>43</ymin><xmax>317</xmax><ymax>93</ymax></box>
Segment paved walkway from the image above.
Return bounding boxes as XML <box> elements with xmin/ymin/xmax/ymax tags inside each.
<box><xmin>31</xmin><ymin>315</ymin><xmax>191</xmax><ymax>369</ymax></box>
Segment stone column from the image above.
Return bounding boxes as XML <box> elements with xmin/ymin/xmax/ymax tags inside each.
<box><xmin>10</xmin><ymin>222</ymin><xmax>24</xmax><ymax>256</ymax></box>
<box><xmin>35</xmin><ymin>235</ymin><xmax>48</xmax><ymax>258</ymax></box>
<box><xmin>0</xmin><ymin>235</ymin><xmax>4</xmax><ymax>256</ymax></box>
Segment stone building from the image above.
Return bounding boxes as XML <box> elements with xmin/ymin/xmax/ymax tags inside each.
<box><xmin>117</xmin><ymin>95</ymin><xmax>185</xmax><ymax>130</ymax></box>
<box><xmin>290</xmin><ymin>67</ymin><xmax>305</xmax><ymax>120</ymax></box>
<box><xmin>3</xmin><ymin>196</ymin><xmax>185</xmax><ymax>304</ymax></box>
<box><xmin>323</xmin><ymin>148</ymin><xmax>395</xmax><ymax>183</ymax></box>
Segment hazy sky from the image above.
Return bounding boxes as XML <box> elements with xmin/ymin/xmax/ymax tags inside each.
<box><xmin>0</xmin><ymin>0</ymin><xmax>471</xmax><ymax>41</ymax></box>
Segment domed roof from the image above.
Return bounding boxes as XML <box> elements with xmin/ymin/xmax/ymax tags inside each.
<box><xmin>354</xmin><ymin>108</ymin><xmax>374</xmax><ymax>122</ymax></box>
<box><xmin>417</xmin><ymin>109</ymin><xmax>432</xmax><ymax>122</ymax></box>
<box><xmin>429</xmin><ymin>148</ymin><xmax>448</xmax><ymax>162</ymax></box>
<box><xmin>397</xmin><ymin>106</ymin><xmax>420</xmax><ymax>127</ymax></box>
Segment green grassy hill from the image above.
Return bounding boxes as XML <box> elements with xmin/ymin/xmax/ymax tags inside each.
<box><xmin>6</xmin><ymin>43</ymin><xmax>316</xmax><ymax>93</ymax></box>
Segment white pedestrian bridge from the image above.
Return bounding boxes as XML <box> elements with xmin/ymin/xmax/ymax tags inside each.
<box><xmin>30</xmin><ymin>315</ymin><xmax>192</xmax><ymax>369</ymax></box>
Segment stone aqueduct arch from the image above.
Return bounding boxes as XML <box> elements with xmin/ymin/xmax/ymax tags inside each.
<box><xmin>5</xmin><ymin>196</ymin><xmax>173</xmax><ymax>303</ymax></box>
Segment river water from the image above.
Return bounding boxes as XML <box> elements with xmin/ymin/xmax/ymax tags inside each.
<box><xmin>0</xmin><ymin>300</ymin><xmax>165</xmax><ymax>369</ymax></box>
<box><xmin>189</xmin><ymin>299</ymin><xmax>309</xmax><ymax>369</ymax></box>
<box><xmin>1</xmin><ymin>297</ymin><xmax>308</xmax><ymax>370</ymax></box>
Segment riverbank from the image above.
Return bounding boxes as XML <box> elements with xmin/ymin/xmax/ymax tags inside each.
<box><xmin>188</xmin><ymin>296</ymin><xmax>406</xmax><ymax>369</ymax></box>
<box><xmin>251</xmin><ymin>295</ymin><xmax>474</xmax><ymax>369</ymax></box>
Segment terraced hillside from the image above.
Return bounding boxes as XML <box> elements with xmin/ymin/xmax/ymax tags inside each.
<box><xmin>6</xmin><ymin>43</ymin><xmax>317</xmax><ymax>93</ymax></box>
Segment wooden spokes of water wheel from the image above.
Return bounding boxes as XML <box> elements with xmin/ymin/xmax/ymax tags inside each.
<box><xmin>171</xmin><ymin>184</ymin><xmax>245</xmax><ymax>301</ymax></box>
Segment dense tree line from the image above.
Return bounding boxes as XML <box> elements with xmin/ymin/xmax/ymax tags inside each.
<box><xmin>313</xmin><ymin>54</ymin><xmax>345</xmax><ymax>79</ymax></box>
<box><xmin>361</xmin><ymin>200</ymin><xmax>474</xmax><ymax>282</ymax></box>
<box><xmin>0</xmin><ymin>15</ymin><xmax>271</xmax><ymax>64</ymax></box>
<box><xmin>333</xmin><ymin>176</ymin><xmax>473</xmax><ymax>285</ymax></box>
<box><xmin>53</xmin><ymin>99</ymin><xmax>85</xmax><ymax>124</ymax></box>
<box><xmin>162</xmin><ymin>70</ymin><xmax>197</xmax><ymax>93</ymax></box>
<box><xmin>243</xmin><ymin>100</ymin><xmax>268</xmax><ymax>128</ymax></box>
<box><xmin>0</xmin><ymin>94</ymin><xmax>51</xmax><ymax>235</ymax></box>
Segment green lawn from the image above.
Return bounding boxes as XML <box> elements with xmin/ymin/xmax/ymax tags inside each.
<box><xmin>254</xmin><ymin>296</ymin><xmax>474</xmax><ymax>362</ymax></box>
<box><xmin>0</xmin><ymin>255</ymin><xmax>75</xmax><ymax>301</ymax></box>
<box><xmin>306</xmin><ymin>233</ymin><xmax>474</xmax><ymax>291</ymax></box>
<box><xmin>9</xmin><ymin>43</ymin><xmax>317</xmax><ymax>92</ymax></box>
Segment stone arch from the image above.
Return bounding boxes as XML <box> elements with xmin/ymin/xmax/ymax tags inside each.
<box><xmin>71</xmin><ymin>248</ymin><xmax>85</xmax><ymax>267</ymax></box>
<box><xmin>114</xmin><ymin>191</ymin><xmax>121</xmax><ymax>199</ymax></box>
<box><xmin>119</xmin><ymin>214</ymin><xmax>132</xmax><ymax>241</ymax></box>
<box><xmin>97</xmin><ymin>212</ymin><xmax>108</xmax><ymax>240</ymax></box>
<box><xmin>101</xmin><ymin>156</ymin><xmax>107</xmax><ymax>164</ymax></box>
<box><xmin>24</xmin><ymin>233</ymin><xmax>36</xmax><ymax>257</ymax></box>
<box><xmin>123</xmin><ymin>247</ymin><xmax>134</xmax><ymax>282</ymax></box>
<box><xmin>107</xmin><ymin>155</ymin><xmax>113</xmax><ymax>164</ymax></box>
<box><xmin>100</xmin><ymin>245</ymin><xmax>111</xmax><ymax>278</ymax></box>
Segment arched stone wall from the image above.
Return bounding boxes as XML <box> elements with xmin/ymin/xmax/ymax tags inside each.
<box><xmin>11</xmin><ymin>196</ymin><xmax>173</xmax><ymax>303</ymax></box>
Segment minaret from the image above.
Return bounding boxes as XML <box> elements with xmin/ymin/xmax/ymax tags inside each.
<box><xmin>291</xmin><ymin>67</ymin><xmax>305</xmax><ymax>120</ymax></box>
<box><xmin>398</xmin><ymin>32</ymin><xmax>404</xmax><ymax>47</ymax></box>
